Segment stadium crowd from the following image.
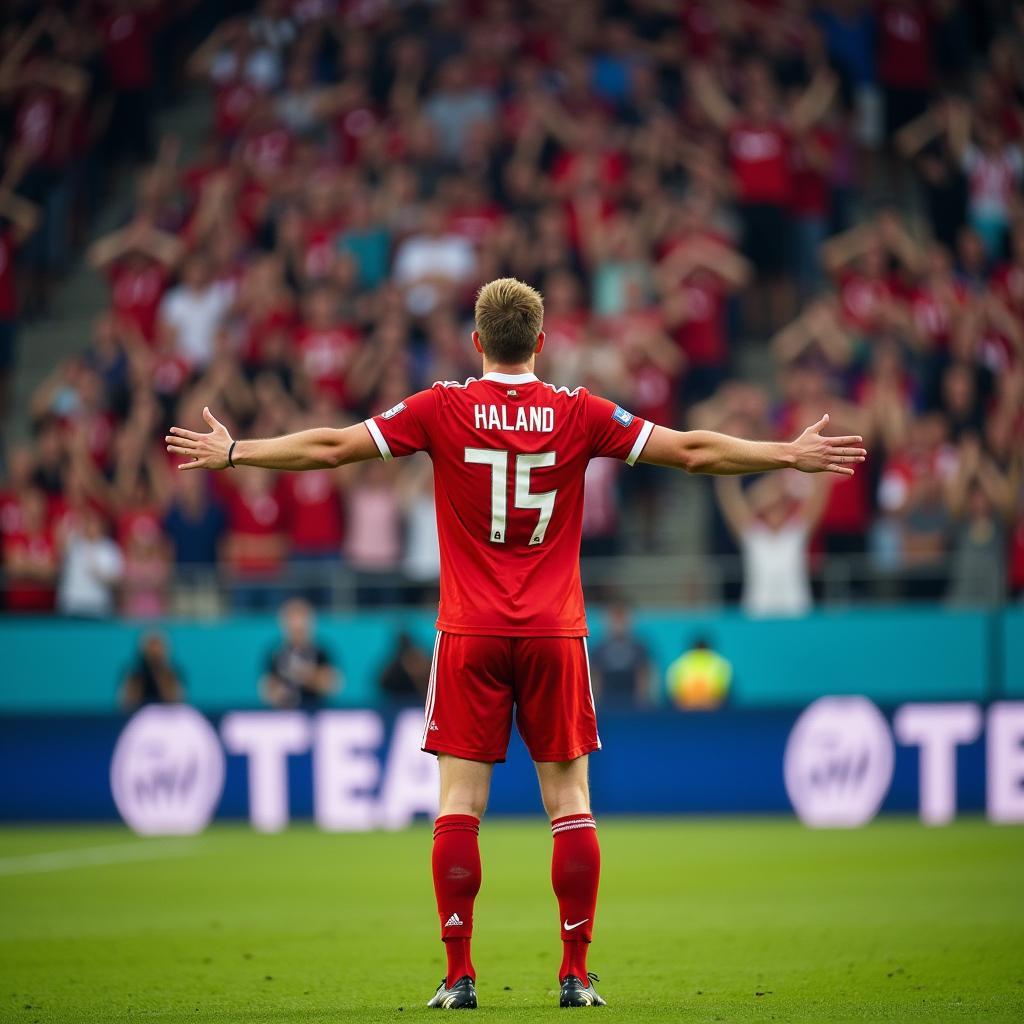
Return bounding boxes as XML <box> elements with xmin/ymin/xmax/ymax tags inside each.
<box><xmin>1</xmin><ymin>0</ymin><xmax>1023</xmax><ymax>617</ymax></box>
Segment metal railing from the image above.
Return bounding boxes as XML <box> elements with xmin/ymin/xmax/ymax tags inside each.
<box><xmin>0</xmin><ymin>553</ymin><xmax>1011</xmax><ymax>616</ymax></box>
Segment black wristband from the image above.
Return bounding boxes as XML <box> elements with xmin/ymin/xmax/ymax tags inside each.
<box><xmin>227</xmin><ymin>439</ymin><xmax>237</xmax><ymax>469</ymax></box>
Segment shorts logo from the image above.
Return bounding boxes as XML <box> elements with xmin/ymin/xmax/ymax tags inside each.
<box><xmin>611</xmin><ymin>406</ymin><xmax>634</xmax><ymax>428</ymax></box>
<box><xmin>381</xmin><ymin>402</ymin><xmax>407</xmax><ymax>420</ymax></box>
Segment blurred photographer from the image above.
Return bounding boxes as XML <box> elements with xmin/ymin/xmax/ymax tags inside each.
<box><xmin>261</xmin><ymin>598</ymin><xmax>340</xmax><ymax>709</ymax></box>
<box><xmin>120</xmin><ymin>630</ymin><xmax>184</xmax><ymax>710</ymax></box>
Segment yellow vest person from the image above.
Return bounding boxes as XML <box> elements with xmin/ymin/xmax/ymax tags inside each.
<box><xmin>666</xmin><ymin>642</ymin><xmax>732</xmax><ymax>710</ymax></box>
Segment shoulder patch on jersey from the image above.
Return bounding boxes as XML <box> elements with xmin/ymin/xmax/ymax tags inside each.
<box><xmin>611</xmin><ymin>405</ymin><xmax>635</xmax><ymax>428</ymax></box>
<box><xmin>380</xmin><ymin>402</ymin><xmax>407</xmax><ymax>420</ymax></box>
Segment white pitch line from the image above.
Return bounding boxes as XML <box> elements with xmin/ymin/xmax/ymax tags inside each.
<box><xmin>0</xmin><ymin>838</ymin><xmax>198</xmax><ymax>877</ymax></box>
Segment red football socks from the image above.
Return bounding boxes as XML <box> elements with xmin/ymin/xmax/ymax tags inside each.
<box><xmin>432</xmin><ymin>814</ymin><xmax>481</xmax><ymax>983</ymax></box>
<box><xmin>551</xmin><ymin>813</ymin><xmax>601</xmax><ymax>983</ymax></box>
<box><xmin>432</xmin><ymin>812</ymin><xmax>599</xmax><ymax>986</ymax></box>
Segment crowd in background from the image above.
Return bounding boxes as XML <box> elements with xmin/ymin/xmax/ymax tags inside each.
<box><xmin>0</xmin><ymin>0</ymin><xmax>208</xmax><ymax>330</ymax></box>
<box><xmin>1</xmin><ymin>0</ymin><xmax>1023</xmax><ymax>619</ymax></box>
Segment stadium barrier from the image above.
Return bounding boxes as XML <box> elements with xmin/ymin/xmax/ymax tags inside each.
<box><xmin>0</xmin><ymin>605</ymin><xmax>1018</xmax><ymax>712</ymax></box>
<box><xmin>0</xmin><ymin>552</ymin><xmax>988</xmax><ymax>612</ymax></box>
<box><xmin>2</xmin><ymin>700</ymin><xmax>1023</xmax><ymax>829</ymax></box>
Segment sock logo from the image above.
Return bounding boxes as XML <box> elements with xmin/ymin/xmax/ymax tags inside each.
<box><xmin>445</xmin><ymin>912</ymin><xmax>464</xmax><ymax>928</ymax></box>
<box><xmin>563</xmin><ymin>918</ymin><xmax>590</xmax><ymax>931</ymax></box>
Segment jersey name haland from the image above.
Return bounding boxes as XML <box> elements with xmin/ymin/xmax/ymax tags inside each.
<box><xmin>365</xmin><ymin>372</ymin><xmax>653</xmax><ymax>637</ymax></box>
<box><xmin>473</xmin><ymin>404</ymin><xmax>555</xmax><ymax>432</ymax></box>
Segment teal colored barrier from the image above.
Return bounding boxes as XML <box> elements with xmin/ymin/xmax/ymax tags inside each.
<box><xmin>0</xmin><ymin>613</ymin><xmax>436</xmax><ymax>712</ymax></box>
<box><xmin>1002</xmin><ymin>607</ymin><xmax>1024</xmax><ymax>698</ymax></box>
<box><xmin>0</xmin><ymin>606</ymin><xmax>1009</xmax><ymax>712</ymax></box>
<box><xmin>632</xmin><ymin>607</ymin><xmax>994</xmax><ymax>706</ymax></box>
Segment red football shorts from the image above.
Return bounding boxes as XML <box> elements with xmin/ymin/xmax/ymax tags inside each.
<box><xmin>421</xmin><ymin>632</ymin><xmax>601</xmax><ymax>763</ymax></box>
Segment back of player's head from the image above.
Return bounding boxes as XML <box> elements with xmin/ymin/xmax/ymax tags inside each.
<box><xmin>474</xmin><ymin>278</ymin><xmax>544</xmax><ymax>364</ymax></box>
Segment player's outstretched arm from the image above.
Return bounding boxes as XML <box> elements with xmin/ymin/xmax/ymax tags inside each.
<box><xmin>165</xmin><ymin>407</ymin><xmax>379</xmax><ymax>471</ymax></box>
<box><xmin>638</xmin><ymin>414</ymin><xmax>866</xmax><ymax>476</ymax></box>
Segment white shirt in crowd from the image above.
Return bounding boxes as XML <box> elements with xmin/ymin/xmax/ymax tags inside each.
<box><xmin>739</xmin><ymin>521</ymin><xmax>812</xmax><ymax>618</ymax></box>
<box><xmin>393</xmin><ymin>233</ymin><xmax>475</xmax><ymax>284</ymax></box>
<box><xmin>159</xmin><ymin>281</ymin><xmax>234</xmax><ymax>369</ymax></box>
<box><xmin>346</xmin><ymin>486</ymin><xmax>401</xmax><ymax>572</ymax></box>
<box><xmin>209</xmin><ymin>47</ymin><xmax>281</xmax><ymax>91</ymax></box>
<box><xmin>58</xmin><ymin>535</ymin><xmax>124</xmax><ymax>617</ymax></box>
<box><xmin>392</xmin><ymin>232</ymin><xmax>475</xmax><ymax>316</ymax></box>
<box><xmin>962</xmin><ymin>143</ymin><xmax>1023</xmax><ymax>221</ymax></box>
<box><xmin>424</xmin><ymin>89</ymin><xmax>497</xmax><ymax>158</ymax></box>
<box><xmin>403</xmin><ymin>494</ymin><xmax>441</xmax><ymax>584</ymax></box>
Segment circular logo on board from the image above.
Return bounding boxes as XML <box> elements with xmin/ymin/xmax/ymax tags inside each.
<box><xmin>784</xmin><ymin>696</ymin><xmax>894</xmax><ymax>828</ymax></box>
<box><xmin>111</xmin><ymin>705</ymin><xmax>225</xmax><ymax>835</ymax></box>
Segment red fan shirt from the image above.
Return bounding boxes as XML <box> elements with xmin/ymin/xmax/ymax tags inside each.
<box><xmin>1010</xmin><ymin>514</ymin><xmax>1024</xmax><ymax>594</ymax></box>
<box><xmin>993</xmin><ymin>262</ymin><xmax>1024</xmax><ymax>317</ymax></box>
<box><xmin>215</xmin><ymin>80</ymin><xmax>259</xmax><ymax>141</ymax></box>
<box><xmin>109</xmin><ymin>260</ymin><xmax>170</xmax><ymax>341</ymax></box>
<box><xmin>241</xmin><ymin>126</ymin><xmax>294</xmax><ymax>181</ymax></box>
<box><xmin>280</xmin><ymin>470</ymin><xmax>345</xmax><ymax>552</ymax></box>
<box><xmin>542</xmin><ymin>312</ymin><xmax>589</xmax><ymax>354</ymax></box>
<box><xmin>0</xmin><ymin>229</ymin><xmax>17</xmax><ymax>320</ymax></box>
<box><xmin>224</xmin><ymin>483</ymin><xmax>286</xmax><ymax>574</ymax></box>
<box><xmin>364</xmin><ymin>372</ymin><xmax>653</xmax><ymax>636</ymax></box>
<box><xmin>788</xmin><ymin>128</ymin><xmax>836</xmax><ymax>218</ymax></box>
<box><xmin>14</xmin><ymin>86</ymin><xmax>62</xmax><ymax>168</ymax></box>
<box><xmin>0</xmin><ymin>490</ymin><xmax>27</xmax><ymax>534</ymax></box>
<box><xmin>728</xmin><ymin>120</ymin><xmax>791</xmax><ymax>204</ymax></box>
<box><xmin>295</xmin><ymin>325</ymin><xmax>361</xmax><ymax>405</ymax></box>
<box><xmin>878</xmin><ymin>2</ymin><xmax>932</xmax><ymax>90</ymax></box>
<box><xmin>673</xmin><ymin>273</ymin><xmax>728</xmax><ymax>367</ymax></box>
<box><xmin>838</xmin><ymin>271</ymin><xmax>891</xmax><ymax>332</ymax></box>
<box><xmin>2</xmin><ymin>527</ymin><xmax>56</xmax><ymax>612</ymax></box>
<box><xmin>100</xmin><ymin>9</ymin><xmax>155</xmax><ymax>91</ymax></box>
<box><xmin>682</xmin><ymin>2</ymin><xmax>721</xmax><ymax>58</ymax></box>
<box><xmin>303</xmin><ymin>217</ymin><xmax>346</xmax><ymax>280</ymax></box>
<box><xmin>909</xmin><ymin>282</ymin><xmax>965</xmax><ymax>348</ymax></box>
<box><xmin>116</xmin><ymin>507</ymin><xmax>164</xmax><ymax>550</ymax></box>
<box><xmin>448</xmin><ymin>203</ymin><xmax>504</xmax><ymax>246</ymax></box>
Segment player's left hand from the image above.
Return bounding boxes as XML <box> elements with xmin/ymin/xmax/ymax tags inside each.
<box><xmin>790</xmin><ymin>414</ymin><xmax>866</xmax><ymax>476</ymax></box>
<box><xmin>165</xmin><ymin>407</ymin><xmax>234</xmax><ymax>471</ymax></box>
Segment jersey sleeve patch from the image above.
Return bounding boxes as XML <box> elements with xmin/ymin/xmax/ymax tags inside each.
<box><xmin>611</xmin><ymin>405</ymin><xmax>635</xmax><ymax>428</ymax></box>
<box><xmin>368</xmin><ymin>388</ymin><xmax>437</xmax><ymax>459</ymax></box>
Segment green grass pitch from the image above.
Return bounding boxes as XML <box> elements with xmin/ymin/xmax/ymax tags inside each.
<box><xmin>1</xmin><ymin>818</ymin><xmax>1022</xmax><ymax>1023</ymax></box>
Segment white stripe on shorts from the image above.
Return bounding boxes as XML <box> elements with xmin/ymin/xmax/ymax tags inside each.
<box><xmin>421</xmin><ymin>631</ymin><xmax>441</xmax><ymax>749</ymax></box>
<box><xmin>582</xmin><ymin>637</ymin><xmax>601</xmax><ymax>750</ymax></box>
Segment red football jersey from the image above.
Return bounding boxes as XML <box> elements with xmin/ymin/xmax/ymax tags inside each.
<box><xmin>365</xmin><ymin>371</ymin><xmax>653</xmax><ymax>637</ymax></box>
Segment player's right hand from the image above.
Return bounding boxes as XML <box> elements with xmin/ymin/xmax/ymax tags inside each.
<box><xmin>790</xmin><ymin>414</ymin><xmax>866</xmax><ymax>476</ymax></box>
<box><xmin>165</xmin><ymin>407</ymin><xmax>234</xmax><ymax>471</ymax></box>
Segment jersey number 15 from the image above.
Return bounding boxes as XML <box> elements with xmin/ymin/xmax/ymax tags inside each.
<box><xmin>464</xmin><ymin>448</ymin><xmax>557</xmax><ymax>546</ymax></box>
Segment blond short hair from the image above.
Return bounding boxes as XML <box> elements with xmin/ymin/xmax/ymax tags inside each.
<box><xmin>474</xmin><ymin>278</ymin><xmax>544</xmax><ymax>364</ymax></box>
